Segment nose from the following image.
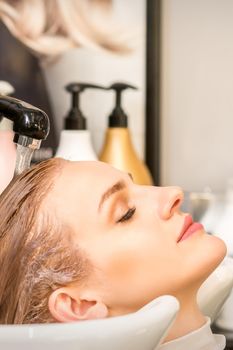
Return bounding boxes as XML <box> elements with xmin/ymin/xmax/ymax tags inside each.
<box><xmin>158</xmin><ymin>186</ymin><xmax>184</xmax><ymax>220</ymax></box>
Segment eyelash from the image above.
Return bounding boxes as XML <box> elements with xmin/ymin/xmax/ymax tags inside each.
<box><xmin>117</xmin><ymin>206</ymin><xmax>136</xmax><ymax>223</ymax></box>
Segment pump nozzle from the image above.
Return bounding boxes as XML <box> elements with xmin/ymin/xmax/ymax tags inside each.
<box><xmin>107</xmin><ymin>82</ymin><xmax>137</xmax><ymax>127</ymax></box>
<box><xmin>65</xmin><ymin>83</ymin><xmax>107</xmax><ymax>130</ymax></box>
<box><xmin>0</xmin><ymin>95</ymin><xmax>50</xmax><ymax>175</ymax></box>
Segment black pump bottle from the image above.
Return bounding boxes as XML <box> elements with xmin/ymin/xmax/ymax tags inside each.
<box><xmin>55</xmin><ymin>82</ymin><xmax>106</xmax><ymax>160</ymax></box>
<box><xmin>99</xmin><ymin>82</ymin><xmax>153</xmax><ymax>185</ymax></box>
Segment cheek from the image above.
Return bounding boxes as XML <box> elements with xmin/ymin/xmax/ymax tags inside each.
<box><xmin>88</xmin><ymin>228</ymin><xmax>179</xmax><ymax>309</ymax></box>
<box><xmin>90</xmin><ymin>230</ymin><xmax>157</xmax><ymax>281</ymax></box>
<box><xmin>105</xmin><ymin>246</ymin><xmax>142</xmax><ymax>286</ymax></box>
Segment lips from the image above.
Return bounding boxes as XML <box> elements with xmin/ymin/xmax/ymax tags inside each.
<box><xmin>177</xmin><ymin>215</ymin><xmax>204</xmax><ymax>243</ymax></box>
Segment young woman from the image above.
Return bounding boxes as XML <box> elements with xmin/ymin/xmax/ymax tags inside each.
<box><xmin>0</xmin><ymin>158</ymin><xmax>227</xmax><ymax>348</ymax></box>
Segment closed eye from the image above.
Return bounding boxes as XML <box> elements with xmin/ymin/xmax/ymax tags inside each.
<box><xmin>116</xmin><ymin>207</ymin><xmax>136</xmax><ymax>223</ymax></box>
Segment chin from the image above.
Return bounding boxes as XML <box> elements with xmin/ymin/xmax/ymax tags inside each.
<box><xmin>180</xmin><ymin>232</ymin><xmax>227</xmax><ymax>289</ymax></box>
<box><xmin>197</xmin><ymin>233</ymin><xmax>227</xmax><ymax>282</ymax></box>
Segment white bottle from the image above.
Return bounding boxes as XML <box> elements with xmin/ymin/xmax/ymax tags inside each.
<box><xmin>55</xmin><ymin>83</ymin><xmax>105</xmax><ymax>161</ymax></box>
<box><xmin>56</xmin><ymin>130</ymin><xmax>97</xmax><ymax>161</ymax></box>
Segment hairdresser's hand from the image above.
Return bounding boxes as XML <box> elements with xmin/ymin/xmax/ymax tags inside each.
<box><xmin>0</xmin><ymin>129</ymin><xmax>16</xmax><ymax>194</ymax></box>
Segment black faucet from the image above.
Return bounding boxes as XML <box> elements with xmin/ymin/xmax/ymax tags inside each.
<box><xmin>0</xmin><ymin>95</ymin><xmax>50</xmax><ymax>174</ymax></box>
<box><xmin>0</xmin><ymin>95</ymin><xmax>49</xmax><ymax>141</ymax></box>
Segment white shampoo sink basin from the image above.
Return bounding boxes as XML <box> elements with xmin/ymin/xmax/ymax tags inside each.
<box><xmin>0</xmin><ymin>295</ymin><xmax>179</xmax><ymax>350</ymax></box>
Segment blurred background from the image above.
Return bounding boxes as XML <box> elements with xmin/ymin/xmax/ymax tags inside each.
<box><xmin>161</xmin><ymin>0</ymin><xmax>233</xmax><ymax>193</ymax></box>
<box><xmin>0</xmin><ymin>0</ymin><xmax>149</xmax><ymax>166</ymax></box>
<box><xmin>2</xmin><ymin>0</ymin><xmax>233</xmax><ymax>192</ymax></box>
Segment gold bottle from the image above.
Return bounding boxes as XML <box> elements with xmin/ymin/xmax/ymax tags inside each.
<box><xmin>99</xmin><ymin>83</ymin><xmax>153</xmax><ymax>185</ymax></box>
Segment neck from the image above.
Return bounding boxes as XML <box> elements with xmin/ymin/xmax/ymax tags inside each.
<box><xmin>163</xmin><ymin>290</ymin><xmax>206</xmax><ymax>343</ymax></box>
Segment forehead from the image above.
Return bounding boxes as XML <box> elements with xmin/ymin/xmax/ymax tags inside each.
<box><xmin>64</xmin><ymin>160</ymin><xmax>123</xmax><ymax>185</ymax></box>
<box><xmin>45</xmin><ymin>161</ymin><xmax>124</xmax><ymax>226</ymax></box>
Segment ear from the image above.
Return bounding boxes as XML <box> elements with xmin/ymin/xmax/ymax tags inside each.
<box><xmin>48</xmin><ymin>287</ymin><xmax>109</xmax><ymax>323</ymax></box>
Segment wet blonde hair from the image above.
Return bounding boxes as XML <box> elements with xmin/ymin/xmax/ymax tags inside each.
<box><xmin>0</xmin><ymin>0</ymin><xmax>131</xmax><ymax>60</ymax></box>
<box><xmin>0</xmin><ymin>158</ymin><xmax>90</xmax><ymax>324</ymax></box>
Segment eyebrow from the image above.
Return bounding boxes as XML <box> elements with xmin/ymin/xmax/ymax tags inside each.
<box><xmin>98</xmin><ymin>180</ymin><xmax>127</xmax><ymax>212</ymax></box>
<box><xmin>128</xmin><ymin>172</ymin><xmax>133</xmax><ymax>181</ymax></box>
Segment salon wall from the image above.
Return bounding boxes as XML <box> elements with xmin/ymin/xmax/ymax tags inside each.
<box><xmin>161</xmin><ymin>0</ymin><xmax>233</xmax><ymax>192</ymax></box>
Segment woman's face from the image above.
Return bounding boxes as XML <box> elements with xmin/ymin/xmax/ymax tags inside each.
<box><xmin>48</xmin><ymin>161</ymin><xmax>226</xmax><ymax>315</ymax></box>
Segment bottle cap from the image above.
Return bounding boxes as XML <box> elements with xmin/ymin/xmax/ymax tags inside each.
<box><xmin>65</xmin><ymin>83</ymin><xmax>107</xmax><ymax>130</ymax></box>
<box><xmin>107</xmin><ymin>82</ymin><xmax>137</xmax><ymax>127</ymax></box>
